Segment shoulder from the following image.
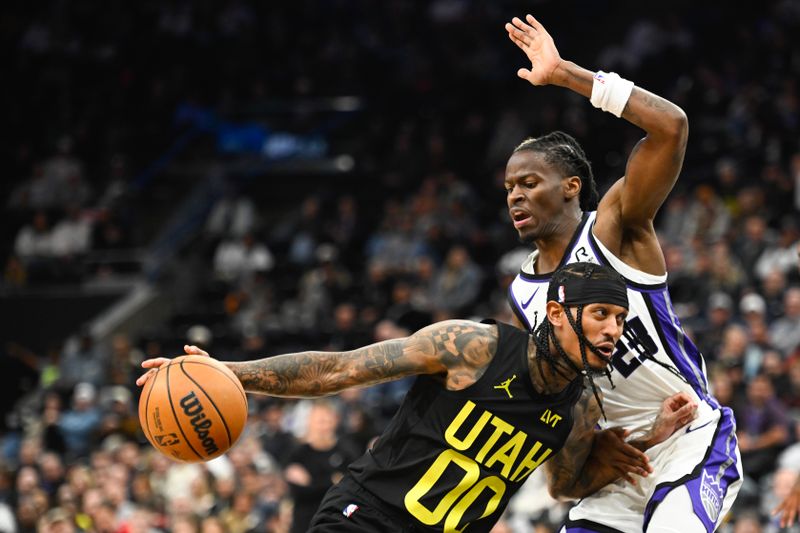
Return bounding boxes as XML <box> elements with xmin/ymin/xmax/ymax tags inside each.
<box><xmin>409</xmin><ymin>320</ymin><xmax>499</xmax><ymax>372</ymax></box>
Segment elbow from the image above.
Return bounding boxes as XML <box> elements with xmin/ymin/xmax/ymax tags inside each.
<box><xmin>663</xmin><ymin>106</ymin><xmax>689</xmax><ymax>143</ymax></box>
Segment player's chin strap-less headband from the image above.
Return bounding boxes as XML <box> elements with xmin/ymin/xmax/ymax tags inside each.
<box><xmin>546</xmin><ymin>272</ymin><xmax>629</xmax><ymax>311</ymax></box>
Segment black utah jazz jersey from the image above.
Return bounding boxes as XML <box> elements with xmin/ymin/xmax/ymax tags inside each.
<box><xmin>348</xmin><ymin>321</ymin><xmax>583</xmax><ymax>532</ymax></box>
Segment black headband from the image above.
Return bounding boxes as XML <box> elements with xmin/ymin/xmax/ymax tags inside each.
<box><xmin>546</xmin><ymin>273</ymin><xmax>628</xmax><ymax>309</ymax></box>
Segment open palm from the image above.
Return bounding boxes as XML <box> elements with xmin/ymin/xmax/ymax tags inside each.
<box><xmin>505</xmin><ymin>15</ymin><xmax>561</xmax><ymax>86</ymax></box>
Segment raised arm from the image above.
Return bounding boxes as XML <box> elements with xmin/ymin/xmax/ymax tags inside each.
<box><xmin>506</xmin><ymin>15</ymin><xmax>688</xmax><ymax>271</ymax></box>
<box><xmin>137</xmin><ymin>320</ymin><xmax>498</xmax><ymax>398</ymax></box>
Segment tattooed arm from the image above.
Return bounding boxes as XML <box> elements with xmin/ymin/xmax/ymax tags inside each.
<box><xmin>545</xmin><ymin>390</ymin><xmax>697</xmax><ymax>499</ymax></box>
<box><xmin>137</xmin><ymin>320</ymin><xmax>498</xmax><ymax>397</ymax></box>
<box><xmin>545</xmin><ymin>388</ymin><xmax>652</xmax><ymax>500</ymax></box>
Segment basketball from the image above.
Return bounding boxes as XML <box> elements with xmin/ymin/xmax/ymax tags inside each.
<box><xmin>138</xmin><ymin>355</ymin><xmax>248</xmax><ymax>462</ymax></box>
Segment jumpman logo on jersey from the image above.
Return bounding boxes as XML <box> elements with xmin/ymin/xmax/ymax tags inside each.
<box><xmin>494</xmin><ymin>375</ymin><xmax>517</xmax><ymax>398</ymax></box>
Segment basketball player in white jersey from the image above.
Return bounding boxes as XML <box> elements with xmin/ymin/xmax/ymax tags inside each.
<box><xmin>503</xmin><ymin>15</ymin><xmax>742</xmax><ymax>532</ymax></box>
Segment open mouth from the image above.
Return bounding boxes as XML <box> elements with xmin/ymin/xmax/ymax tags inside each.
<box><xmin>595</xmin><ymin>344</ymin><xmax>615</xmax><ymax>358</ymax></box>
<box><xmin>511</xmin><ymin>211</ymin><xmax>532</xmax><ymax>228</ymax></box>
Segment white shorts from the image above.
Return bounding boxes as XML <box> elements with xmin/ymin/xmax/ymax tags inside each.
<box><xmin>559</xmin><ymin>406</ymin><xmax>742</xmax><ymax>533</ymax></box>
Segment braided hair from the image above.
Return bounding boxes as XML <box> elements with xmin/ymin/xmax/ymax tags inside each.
<box><xmin>531</xmin><ymin>262</ymin><xmax>623</xmax><ymax>420</ymax></box>
<box><xmin>513</xmin><ymin>131</ymin><xmax>599</xmax><ymax>212</ymax></box>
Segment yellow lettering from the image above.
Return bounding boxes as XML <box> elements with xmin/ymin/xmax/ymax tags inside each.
<box><xmin>405</xmin><ymin>450</ymin><xmax>480</xmax><ymax>525</ymax></box>
<box><xmin>443</xmin><ymin>476</ymin><xmax>506</xmax><ymax>533</ymax></box>
<box><xmin>445</xmin><ymin>401</ymin><xmax>492</xmax><ymax>451</ymax></box>
<box><xmin>474</xmin><ymin>416</ymin><xmax>514</xmax><ymax>462</ymax></box>
<box><xmin>509</xmin><ymin>441</ymin><xmax>553</xmax><ymax>482</ymax></box>
<box><xmin>539</xmin><ymin>409</ymin><xmax>563</xmax><ymax>428</ymax></box>
<box><xmin>485</xmin><ymin>431</ymin><xmax>527</xmax><ymax>479</ymax></box>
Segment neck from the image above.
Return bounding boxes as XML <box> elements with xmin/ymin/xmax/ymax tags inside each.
<box><xmin>532</xmin><ymin>210</ymin><xmax>583</xmax><ymax>274</ymax></box>
<box><xmin>528</xmin><ymin>339</ymin><xmax>581</xmax><ymax>395</ymax></box>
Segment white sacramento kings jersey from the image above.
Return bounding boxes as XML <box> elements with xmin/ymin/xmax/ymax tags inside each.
<box><xmin>508</xmin><ymin>211</ymin><xmax>717</xmax><ymax>437</ymax></box>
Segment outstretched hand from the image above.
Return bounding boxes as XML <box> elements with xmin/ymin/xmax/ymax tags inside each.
<box><xmin>135</xmin><ymin>344</ymin><xmax>210</xmax><ymax>387</ymax></box>
<box><xmin>773</xmin><ymin>485</ymin><xmax>800</xmax><ymax>528</ymax></box>
<box><xmin>505</xmin><ymin>14</ymin><xmax>562</xmax><ymax>86</ymax></box>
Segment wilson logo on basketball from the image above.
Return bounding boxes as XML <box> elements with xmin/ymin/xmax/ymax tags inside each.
<box><xmin>179</xmin><ymin>391</ymin><xmax>220</xmax><ymax>455</ymax></box>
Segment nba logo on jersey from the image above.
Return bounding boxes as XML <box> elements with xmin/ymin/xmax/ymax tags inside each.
<box><xmin>700</xmin><ymin>470</ymin><xmax>722</xmax><ymax>522</ymax></box>
<box><xmin>342</xmin><ymin>503</ymin><xmax>359</xmax><ymax>518</ymax></box>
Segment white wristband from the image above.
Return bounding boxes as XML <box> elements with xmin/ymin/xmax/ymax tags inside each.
<box><xmin>590</xmin><ymin>71</ymin><xmax>634</xmax><ymax>118</ymax></box>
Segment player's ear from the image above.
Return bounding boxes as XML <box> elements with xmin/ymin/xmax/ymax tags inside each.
<box><xmin>546</xmin><ymin>301</ymin><xmax>564</xmax><ymax>328</ymax></box>
<box><xmin>563</xmin><ymin>175</ymin><xmax>581</xmax><ymax>200</ymax></box>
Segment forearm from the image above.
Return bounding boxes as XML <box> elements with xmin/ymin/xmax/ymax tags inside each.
<box><xmin>552</xmin><ymin>60</ymin><xmax>687</xmax><ymax>138</ymax></box>
<box><xmin>226</xmin><ymin>340</ymin><xmax>409</xmax><ymax>397</ymax></box>
<box><xmin>548</xmin><ymin>460</ymin><xmax>621</xmax><ymax>500</ymax></box>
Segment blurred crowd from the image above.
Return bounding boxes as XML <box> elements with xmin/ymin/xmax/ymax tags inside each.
<box><xmin>2</xmin><ymin>1</ymin><xmax>800</xmax><ymax>532</ymax></box>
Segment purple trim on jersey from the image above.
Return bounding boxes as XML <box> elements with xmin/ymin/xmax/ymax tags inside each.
<box><xmin>642</xmin><ymin>408</ymin><xmax>740</xmax><ymax>532</ymax></box>
<box><xmin>646</xmin><ymin>289</ymin><xmax>709</xmax><ymax>400</ymax></box>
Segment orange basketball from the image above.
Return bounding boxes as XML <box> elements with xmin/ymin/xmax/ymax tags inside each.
<box><xmin>139</xmin><ymin>355</ymin><xmax>248</xmax><ymax>462</ymax></box>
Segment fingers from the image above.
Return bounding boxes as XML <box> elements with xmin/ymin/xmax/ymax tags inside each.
<box><xmin>141</xmin><ymin>357</ymin><xmax>170</xmax><ymax>368</ymax></box>
<box><xmin>525</xmin><ymin>14</ymin><xmax>547</xmax><ymax>33</ymax></box>
<box><xmin>505</xmin><ymin>23</ymin><xmax>530</xmax><ymax>48</ymax></box>
<box><xmin>137</xmin><ymin>356</ymin><xmax>171</xmax><ymax>387</ymax></box>
<box><xmin>773</xmin><ymin>501</ymin><xmax>793</xmax><ymax>528</ymax></box>
<box><xmin>135</xmin><ymin>368</ymin><xmax>158</xmax><ymax>387</ymax></box>
<box><xmin>184</xmin><ymin>344</ymin><xmax>210</xmax><ymax>357</ymax></box>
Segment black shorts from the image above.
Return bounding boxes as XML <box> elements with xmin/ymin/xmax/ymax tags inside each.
<box><xmin>308</xmin><ymin>475</ymin><xmax>421</xmax><ymax>532</ymax></box>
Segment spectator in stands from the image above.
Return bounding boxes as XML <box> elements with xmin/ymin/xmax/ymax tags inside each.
<box><xmin>284</xmin><ymin>400</ymin><xmax>354</xmax><ymax>533</ymax></box>
<box><xmin>429</xmin><ymin>244</ymin><xmax>482</xmax><ymax>317</ymax></box>
<box><xmin>58</xmin><ymin>329</ymin><xmax>107</xmax><ymax>390</ymax></box>
<box><xmin>769</xmin><ymin>287</ymin><xmax>800</xmax><ymax>357</ymax></box>
<box><xmin>737</xmin><ymin>374</ymin><xmax>792</xmax><ymax>483</ymax></box>
<box><xmin>213</xmin><ymin>232</ymin><xmax>274</xmax><ymax>285</ymax></box>
<box><xmin>58</xmin><ymin>383</ymin><xmax>103</xmax><ymax>460</ymax></box>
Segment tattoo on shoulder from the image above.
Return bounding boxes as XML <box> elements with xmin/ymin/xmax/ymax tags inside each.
<box><xmin>408</xmin><ymin>321</ymin><xmax>497</xmax><ymax>377</ymax></box>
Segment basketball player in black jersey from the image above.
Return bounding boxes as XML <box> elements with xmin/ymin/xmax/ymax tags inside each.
<box><xmin>138</xmin><ymin>263</ymin><xmax>696</xmax><ymax>532</ymax></box>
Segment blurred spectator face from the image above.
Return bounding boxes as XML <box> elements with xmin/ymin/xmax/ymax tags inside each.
<box><xmin>446</xmin><ymin>246</ymin><xmax>469</xmax><ymax>269</ymax></box>
<box><xmin>720</xmin><ymin>325</ymin><xmax>748</xmax><ymax>360</ymax></box>
<box><xmin>306</xmin><ymin>402</ymin><xmax>339</xmax><ymax>441</ymax></box>
<box><xmin>746</xmin><ymin>375</ymin><xmax>774</xmax><ymax>406</ymax></box>
<box><xmin>91</xmin><ymin>502</ymin><xmax>118</xmax><ymax>533</ymax></box>
<box><xmin>232</xmin><ymin>492</ymin><xmax>253</xmax><ymax>514</ymax></box>
<box><xmin>73</xmin><ymin>382</ymin><xmax>96</xmax><ymax>410</ymax></box>
<box><xmin>732</xmin><ymin>514</ymin><xmax>762</xmax><ymax>533</ymax></box>
<box><xmin>82</xmin><ymin>488</ymin><xmax>104</xmax><ymax>517</ymax></box>
<box><xmin>67</xmin><ymin>465</ymin><xmax>92</xmax><ymax>495</ymax></box>
<box><xmin>214</xmin><ymin>476</ymin><xmax>236</xmax><ymax>501</ymax></box>
<box><xmin>15</xmin><ymin>466</ymin><xmax>39</xmax><ymax>495</ymax></box>
<box><xmin>744</xmin><ymin>216</ymin><xmax>767</xmax><ymax>241</ymax></box>
<box><xmin>763</xmin><ymin>269</ymin><xmax>786</xmax><ymax>296</ymax></box>
<box><xmin>708</xmin><ymin>293</ymin><xmax>733</xmax><ymax>326</ymax></box>
<box><xmin>334</xmin><ymin>303</ymin><xmax>357</xmax><ymax>330</ymax></box>
<box><xmin>40</xmin><ymin>452</ymin><xmax>65</xmax><ymax>483</ymax></box>
<box><xmin>39</xmin><ymin>508</ymin><xmax>75</xmax><ymax>533</ymax></box>
<box><xmin>710</xmin><ymin>371</ymin><xmax>733</xmax><ymax>407</ymax></box>
<box><xmin>784</xmin><ymin>288</ymin><xmax>800</xmax><ymax>317</ymax></box>
<box><xmin>201</xmin><ymin>517</ymin><xmax>226</xmax><ymax>533</ymax></box>
<box><xmin>18</xmin><ymin>438</ymin><xmax>42</xmax><ymax>466</ymax></box>
<box><xmin>761</xmin><ymin>350</ymin><xmax>783</xmax><ymax>377</ymax></box>
<box><xmin>171</xmin><ymin>516</ymin><xmax>198</xmax><ymax>533</ymax></box>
